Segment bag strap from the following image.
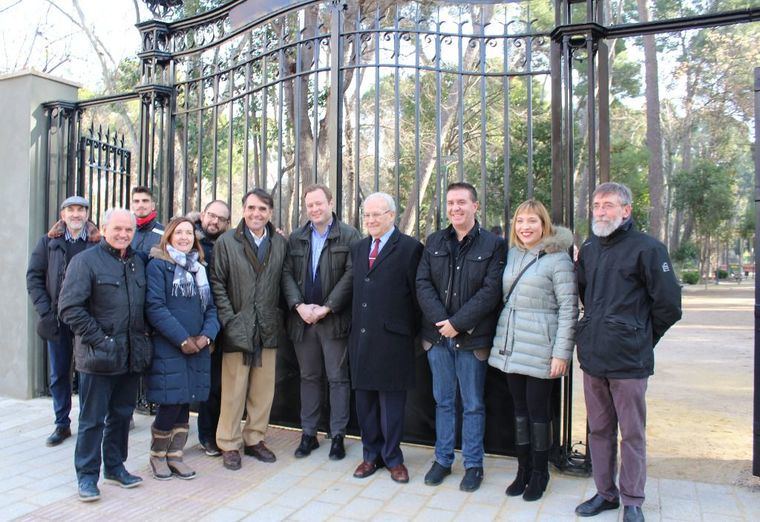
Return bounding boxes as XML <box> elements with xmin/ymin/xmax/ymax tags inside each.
<box><xmin>504</xmin><ymin>251</ymin><xmax>546</xmax><ymax>304</ymax></box>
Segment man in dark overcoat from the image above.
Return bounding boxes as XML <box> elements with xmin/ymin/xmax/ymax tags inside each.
<box><xmin>348</xmin><ymin>192</ymin><xmax>423</xmax><ymax>484</ymax></box>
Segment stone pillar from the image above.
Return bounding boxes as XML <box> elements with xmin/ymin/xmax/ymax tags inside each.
<box><xmin>0</xmin><ymin>70</ymin><xmax>79</xmax><ymax>399</ymax></box>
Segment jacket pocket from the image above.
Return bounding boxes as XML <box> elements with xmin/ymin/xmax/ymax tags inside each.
<box><xmin>329</xmin><ymin>246</ymin><xmax>350</xmax><ymax>272</ymax></box>
<box><xmin>464</xmin><ymin>250</ymin><xmax>493</xmax><ymax>293</ymax></box>
<box><xmin>84</xmin><ymin>336</ymin><xmax>127</xmax><ymax>374</ymax></box>
<box><xmin>223</xmin><ymin>312</ymin><xmax>251</xmax><ymax>351</ymax></box>
<box><xmin>384</xmin><ymin>320</ymin><xmax>412</xmax><ymax>336</ymax></box>
<box><xmin>602</xmin><ymin>318</ymin><xmax>644</xmax><ymax>371</ymax></box>
<box><xmin>36</xmin><ymin>312</ymin><xmax>60</xmax><ymax>341</ymax></box>
<box><xmin>130</xmin><ymin>331</ymin><xmax>153</xmax><ymax>372</ymax></box>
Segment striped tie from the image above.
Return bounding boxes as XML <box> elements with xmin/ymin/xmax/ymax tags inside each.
<box><xmin>368</xmin><ymin>238</ymin><xmax>380</xmax><ymax>268</ymax></box>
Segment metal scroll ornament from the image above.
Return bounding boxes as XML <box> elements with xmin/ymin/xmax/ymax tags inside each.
<box><xmin>143</xmin><ymin>0</ymin><xmax>184</xmax><ymax>19</ymax></box>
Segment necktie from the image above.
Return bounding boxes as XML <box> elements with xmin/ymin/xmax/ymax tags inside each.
<box><xmin>368</xmin><ymin>238</ymin><xmax>380</xmax><ymax>269</ymax></box>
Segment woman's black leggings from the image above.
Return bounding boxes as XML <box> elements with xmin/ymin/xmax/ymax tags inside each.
<box><xmin>506</xmin><ymin>373</ymin><xmax>554</xmax><ymax>422</ymax></box>
<box><xmin>154</xmin><ymin>403</ymin><xmax>190</xmax><ymax>431</ymax></box>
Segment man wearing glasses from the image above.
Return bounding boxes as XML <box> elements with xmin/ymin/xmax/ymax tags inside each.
<box><xmin>193</xmin><ymin>200</ymin><xmax>231</xmax><ymax>456</ymax></box>
<box><xmin>348</xmin><ymin>192</ymin><xmax>423</xmax><ymax>484</ymax></box>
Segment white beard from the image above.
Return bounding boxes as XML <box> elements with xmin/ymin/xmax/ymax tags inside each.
<box><xmin>592</xmin><ymin>215</ymin><xmax>623</xmax><ymax>237</ymax></box>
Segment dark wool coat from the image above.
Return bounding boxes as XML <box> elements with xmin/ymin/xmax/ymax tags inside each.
<box><xmin>59</xmin><ymin>241</ymin><xmax>153</xmax><ymax>375</ymax></box>
<box><xmin>348</xmin><ymin>228</ymin><xmax>423</xmax><ymax>391</ymax></box>
<box><xmin>145</xmin><ymin>249</ymin><xmax>221</xmax><ymax>405</ymax></box>
<box><xmin>576</xmin><ymin>220</ymin><xmax>682</xmax><ymax>379</ymax></box>
<box><xmin>281</xmin><ymin>214</ymin><xmax>362</xmax><ymax>343</ymax></box>
<box><xmin>26</xmin><ymin>220</ymin><xmax>100</xmax><ymax>341</ymax></box>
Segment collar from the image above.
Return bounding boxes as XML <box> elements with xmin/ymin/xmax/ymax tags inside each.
<box><xmin>598</xmin><ymin>217</ymin><xmax>634</xmax><ymax>246</ymax></box>
<box><xmin>247</xmin><ymin>226</ymin><xmax>268</xmax><ymax>242</ymax></box>
<box><xmin>447</xmin><ymin>221</ymin><xmax>480</xmax><ymax>243</ymax></box>
<box><xmin>309</xmin><ymin>218</ymin><xmax>333</xmax><ymax>238</ymax></box>
<box><xmin>99</xmin><ymin>239</ymin><xmax>134</xmax><ymax>260</ymax></box>
<box><xmin>64</xmin><ymin>226</ymin><xmax>88</xmax><ymax>243</ymax></box>
<box><xmin>136</xmin><ymin>211</ymin><xmax>157</xmax><ymax>229</ymax></box>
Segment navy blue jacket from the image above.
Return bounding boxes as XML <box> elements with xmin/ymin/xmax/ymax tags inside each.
<box><xmin>145</xmin><ymin>251</ymin><xmax>220</xmax><ymax>404</ymax></box>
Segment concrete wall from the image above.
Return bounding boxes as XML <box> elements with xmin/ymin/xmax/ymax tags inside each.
<box><xmin>0</xmin><ymin>70</ymin><xmax>78</xmax><ymax>399</ymax></box>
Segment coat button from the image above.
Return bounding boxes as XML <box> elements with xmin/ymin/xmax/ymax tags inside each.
<box><xmin>362</xmin><ymin>303</ymin><xmax>367</xmax><ymax>308</ymax></box>
<box><xmin>360</xmin><ymin>328</ymin><xmax>366</xmax><ymax>333</ymax></box>
<box><xmin>365</xmin><ymin>277</ymin><xmax>370</xmax><ymax>282</ymax></box>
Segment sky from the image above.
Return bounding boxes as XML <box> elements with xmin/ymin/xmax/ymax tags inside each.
<box><xmin>0</xmin><ymin>0</ymin><xmax>151</xmax><ymax>90</ymax></box>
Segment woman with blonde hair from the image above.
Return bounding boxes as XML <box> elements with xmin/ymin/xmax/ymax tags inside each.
<box><xmin>145</xmin><ymin>217</ymin><xmax>220</xmax><ymax>480</ymax></box>
<box><xmin>489</xmin><ymin>200</ymin><xmax>577</xmax><ymax>501</ymax></box>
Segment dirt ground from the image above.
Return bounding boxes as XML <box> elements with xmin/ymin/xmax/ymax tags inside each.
<box><xmin>568</xmin><ymin>282</ymin><xmax>759</xmax><ymax>487</ymax></box>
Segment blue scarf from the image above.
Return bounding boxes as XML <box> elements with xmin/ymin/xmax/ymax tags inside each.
<box><xmin>166</xmin><ymin>245</ymin><xmax>211</xmax><ymax>311</ymax></box>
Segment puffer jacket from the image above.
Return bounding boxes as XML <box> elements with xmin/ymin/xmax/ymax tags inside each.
<box><xmin>145</xmin><ymin>247</ymin><xmax>220</xmax><ymax>404</ymax></box>
<box><xmin>489</xmin><ymin>226</ymin><xmax>578</xmax><ymax>379</ymax></box>
<box><xmin>58</xmin><ymin>240</ymin><xmax>153</xmax><ymax>375</ymax></box>
<box><xmin>210</xmin><ymin>220</ymin><xmax>287</xmax><ymax>353</ymax></box>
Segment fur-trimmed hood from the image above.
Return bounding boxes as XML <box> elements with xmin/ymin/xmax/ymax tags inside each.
<box><xmin>541</xmin><ymin>226</ymin><xmax>574</xmax><ymax>254</ymax></box>
<box><xmin>47</xmin><ymin>220</ymin><xmax>101</xmax><ymax>243</ymax></box>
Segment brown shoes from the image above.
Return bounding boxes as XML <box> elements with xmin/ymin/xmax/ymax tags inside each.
<box><xmin>353</xmin><ymin>460</ymin><xmax>380</xmax><ymax>479</ymax></box>
<box><xmin>388</xmin><ymin>463</ymin><xmax>409</xmax><ymax>483</ymax></box>
<box><xmin>222</xmin><ymin>450</ymin><xmax>241</xmax><ymax>470</ymax></box>
<box><xmin>244</xmin><ymin>441</ymin><xmax>277</xmax><ymax>463</ymax></box>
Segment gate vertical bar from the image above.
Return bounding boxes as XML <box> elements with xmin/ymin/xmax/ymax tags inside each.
<box><xmin>753</xmin><ymin>66</ymin><xmax>760</xmax><ymax>477</ymax></box>
<box><xmin>329</xmin><ymin>0</ymin><xmax>346</xmax><ymax>218</ymax></box>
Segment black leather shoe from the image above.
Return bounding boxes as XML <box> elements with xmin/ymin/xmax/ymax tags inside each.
<box><xmin>575</xmin><ymin>494</ymin><xmax>621</xmax><ymax>517</ymax></box>
<box><xmin>294</xmin><ymin>434</ymin><xmax>319</xmax><ymax>458</ymax></box>
<box><xmin>329</xmin><ymin>435</ymin><xmax>345</xmax><ymax>460</ymax></box>
<box><xmin>424</xmin><ymin>461</ymin><xmax>451</xmax><ymax>486</ymax></box>
<box><xmin>623</xmin><ymin>506</ymin><xmax>645</xmax><ymax>522</ymax></box>
<box><xmin>46</xmin><ymin>426</ymin><xmax>71</xmax><ymax>447</ymax></box>
<box><xmin>244</xmin><ymin>441</ymin><xmax>276</xmax><ymax>462</ymax></box>
<box><xmin>459</xmin><ymin>466</ymin><xmax>484</xmax><ymax>492</ymax></box>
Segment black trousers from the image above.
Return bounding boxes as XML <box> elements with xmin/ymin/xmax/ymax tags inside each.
<box><xmin>154</xmin><ymin>403</ymin><xmax>190</xmax><ymax>431</ymax></box>
<box><xmin>354</xmin><ymin>389</ymin><xmax>406</xmax><ymax>468</ymax></box>
<box><xmin>506</xmin><ymin>373</ymin><xmax>554</xmax><ymax>423</ymax></box>
<box><xmin>197</xmin><ymin>346</ymin><xmax>223</xmax><ymax>444</ymax></box>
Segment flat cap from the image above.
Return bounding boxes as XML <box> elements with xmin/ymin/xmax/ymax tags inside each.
<box><xmin>60</xmin><ymin>196</ymin><xmax>90</xmax><ymax>210</ymax></box>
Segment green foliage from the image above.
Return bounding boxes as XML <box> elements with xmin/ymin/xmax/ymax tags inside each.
<box><xmin>680</xmin><ymin>270</ymin><xmax>699</xmax><ymax>285</ymax></box>
<box><xmin>716</xmin><ymin>268</ymin><xmax>728</xmax><ymax>280</ymax></box>
<box><xmin>672</xmin><ymin>241</ymin><xmax>699</xmax><ymax>265</ymax></box>
<box><xmin>672</xmin><ymin>159</ymin><xmax>735</xmax><ymax>238</ymax></box>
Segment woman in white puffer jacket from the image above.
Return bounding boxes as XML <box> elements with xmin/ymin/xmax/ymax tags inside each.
<box><xmin>489</xmin><ymin>199</ymin><xmax>578</xmax><ymax>502</ymax></box>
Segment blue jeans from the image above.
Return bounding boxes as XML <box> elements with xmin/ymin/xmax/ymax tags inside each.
<box><xmin>75</xmin><ymin>372</ymin><xmax>139</xmax><ymax>482</ymax></box>
<box><xmin>47</xmin><ymin>324</ymin><xmax>74</xmax><ymax>427</ymax></box>
<box><xmin>427</xmin><ymin>339</ymin><xmax>487</xmax><ymax>469</ymax></box>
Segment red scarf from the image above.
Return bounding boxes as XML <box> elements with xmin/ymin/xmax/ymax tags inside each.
<box><xmin>136</xmin><ymin>210</ymin><xmax>157</xmax><ymax>228</ymax></box>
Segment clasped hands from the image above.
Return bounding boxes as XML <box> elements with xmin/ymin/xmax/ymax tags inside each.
<box><xmin>180</xmin><ymin>335</ymin><xmax>211</xmax><ymax>354</ymax></box>
<box><xmin>297</xmin><ymin>303</ymin><xmax>331</xmax><ymax>325</ymax></box>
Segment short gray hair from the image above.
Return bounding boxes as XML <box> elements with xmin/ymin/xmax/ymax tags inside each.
<box><xmin>364</xmin><ymin>192</ymin><xmax>397</xmax><ymax>214</ymax></box>
<box><xmin>592</xmin><ymin>182</ymin><xmax>633</xmax><ymax>206</ymax></box>
<box><xmin>102</xmin><ymin>208</ymin><xmax>136</xmax><ymax>228</ymax></box>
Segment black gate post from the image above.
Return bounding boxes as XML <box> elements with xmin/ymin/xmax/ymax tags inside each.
<box><xmin>753</xmin><ymin>66</ymin><xmax>760</xmax><ymax>477</ymax></box>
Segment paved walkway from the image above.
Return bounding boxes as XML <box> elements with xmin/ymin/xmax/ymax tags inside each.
<box><xmin>0</xmin><ymin>396</ymin><xmax>757</xmax><ymax>521</ymax></box>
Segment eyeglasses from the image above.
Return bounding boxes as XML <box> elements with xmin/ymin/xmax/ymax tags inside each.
<box><xmin>205</xmin><ymin>211</ymin><xmax>229</xmax><ymax>223</ymax></box>
<box><xmin>362</xmin><ymin>210</ymin><xmax>391</xmax><ymax>220</ymax></box>
<box><xmin>592</xmin><ymin>203</ymin><xmax>622</xmax><ymax>211</ymax></box>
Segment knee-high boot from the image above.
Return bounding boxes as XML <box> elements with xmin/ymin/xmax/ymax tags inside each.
<box><xmin>150</xmin><ymin>425</ymin><xmax>173</xmax><ymax>480</ymax></box>
<box><xmin>506</xmin><ymin>416</ymin><xmax>531</xmax><ymax>496</ymax></box>
<box><xmin>523</xmin><ymin>422</ymin><xmax>550</xmax><ymax>501</ymax></box>
<box><xmin>167</xmin><ymin>424</ymin><xmax>196</xmax><ymax>480</ymax></box>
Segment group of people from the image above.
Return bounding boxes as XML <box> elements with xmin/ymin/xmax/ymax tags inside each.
<box><xmin>27</xmin><ymin>180</ymin><xmax>681</xmax><ymax>522</ymax></box>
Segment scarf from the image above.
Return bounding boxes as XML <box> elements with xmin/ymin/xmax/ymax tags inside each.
<box><xmin>137</xmin><ymin>210</ymin><xmax>158</xmax><ymax>228</ymax></box>
<box><xmin>166</xmin><ymin>245</ymin><xmax>211</xmax><ymax>311</ymax></box>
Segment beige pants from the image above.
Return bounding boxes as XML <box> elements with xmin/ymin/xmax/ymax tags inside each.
<box><xmin>216</xmin><ymin>349</ymin><xmax>276</xmax><ymax>451</ymax></box>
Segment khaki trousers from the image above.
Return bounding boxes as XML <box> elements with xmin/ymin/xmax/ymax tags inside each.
<box><xmin>216</xmin><ymin>349</ymin><xmax>276</xmax><ymax>451</ymax></box>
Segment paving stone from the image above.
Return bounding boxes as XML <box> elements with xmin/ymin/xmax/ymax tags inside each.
<box><xmin>289</xmin><ymin>500</ymin><xmax>342</xmax><ymax>521</ymax></box>
<box><xmin>335</xmin><ymin>496</ymin><xmax>384</xmax><ymax>520</ymax></box>
<box><xmin>413</xmin><ymin>507</ymin><xmax>457</xmax><ymax>522</ymax></box>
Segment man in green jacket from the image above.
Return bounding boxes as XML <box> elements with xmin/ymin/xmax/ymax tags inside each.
<box><xmin>282</xmin><ymin>184</ymin><xmax>361</xmax><ymax>461</ymax></box>
<box><xmin>210</xmin><ymin>188</ymin><xmax>287</xmax><ymax>471</ymax></box>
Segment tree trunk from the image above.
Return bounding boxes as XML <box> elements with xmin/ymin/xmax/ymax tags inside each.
<box><xmin>636</xmin><ymin>0</ymin><xmax>665</xmax><ymax>241</ymax></box>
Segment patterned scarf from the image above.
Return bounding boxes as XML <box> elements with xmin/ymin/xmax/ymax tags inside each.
<box><xmin>166</xmin><ymin>245</ymin><xmax>211</xmax><ymax>311</ymax></box>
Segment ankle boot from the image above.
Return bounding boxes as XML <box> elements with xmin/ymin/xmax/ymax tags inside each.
<box><xmin>506</xmin><ymin>416</ymin><xmax>531</xmax><ymax>496</ymax></box>
<box><xmin>167</xmin><ymin>423</ymin><xmax>196</xmax><ymax>480</ymax></box>
<box><xmin>150</xmin><ymin>425</ymin><xmax>173</xmax><ymax>480</ymax></box>
<box><xmin>523</xmin><ymin>422</ymin><xmax>551</xmax><ymax>501</ymax></box>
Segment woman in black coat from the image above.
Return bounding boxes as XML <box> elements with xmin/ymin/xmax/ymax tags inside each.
<box><xmin>146</xmin><ymin>217</ymin><xmax>220</xmax><ymax>480</ymax></box>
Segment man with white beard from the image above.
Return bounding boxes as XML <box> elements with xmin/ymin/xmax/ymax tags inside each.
<box><xmin>574</xmin><ymin>182</ymin><xmax>681</xmax><ymax>522</ymax></box>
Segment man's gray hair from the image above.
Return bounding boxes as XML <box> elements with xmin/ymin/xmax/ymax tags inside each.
<box><xmin>593</xmin><ymin>182</ymin><xmax>633</xmax><ymax>206</ymax></box>
<box><xmin>102</xmin><ymin>207</ymin><xmax>137</xmax><ymax>228</ymax></box>
<box><xmin>364</xmin><ymin>192</ymin><xmax>397</xmax><ymax>214</ymax></box>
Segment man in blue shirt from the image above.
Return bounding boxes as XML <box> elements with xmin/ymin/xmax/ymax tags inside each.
<box><xmin>282</xmin><ymin>184</ymin><xmax>361</xmax><ymax>460</ymax></box>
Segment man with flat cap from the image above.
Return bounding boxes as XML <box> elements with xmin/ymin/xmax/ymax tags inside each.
<box><xmin>26</xmin><ymin>196</ymin><xmax>100</xmax><ymax>446</ymax></box>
